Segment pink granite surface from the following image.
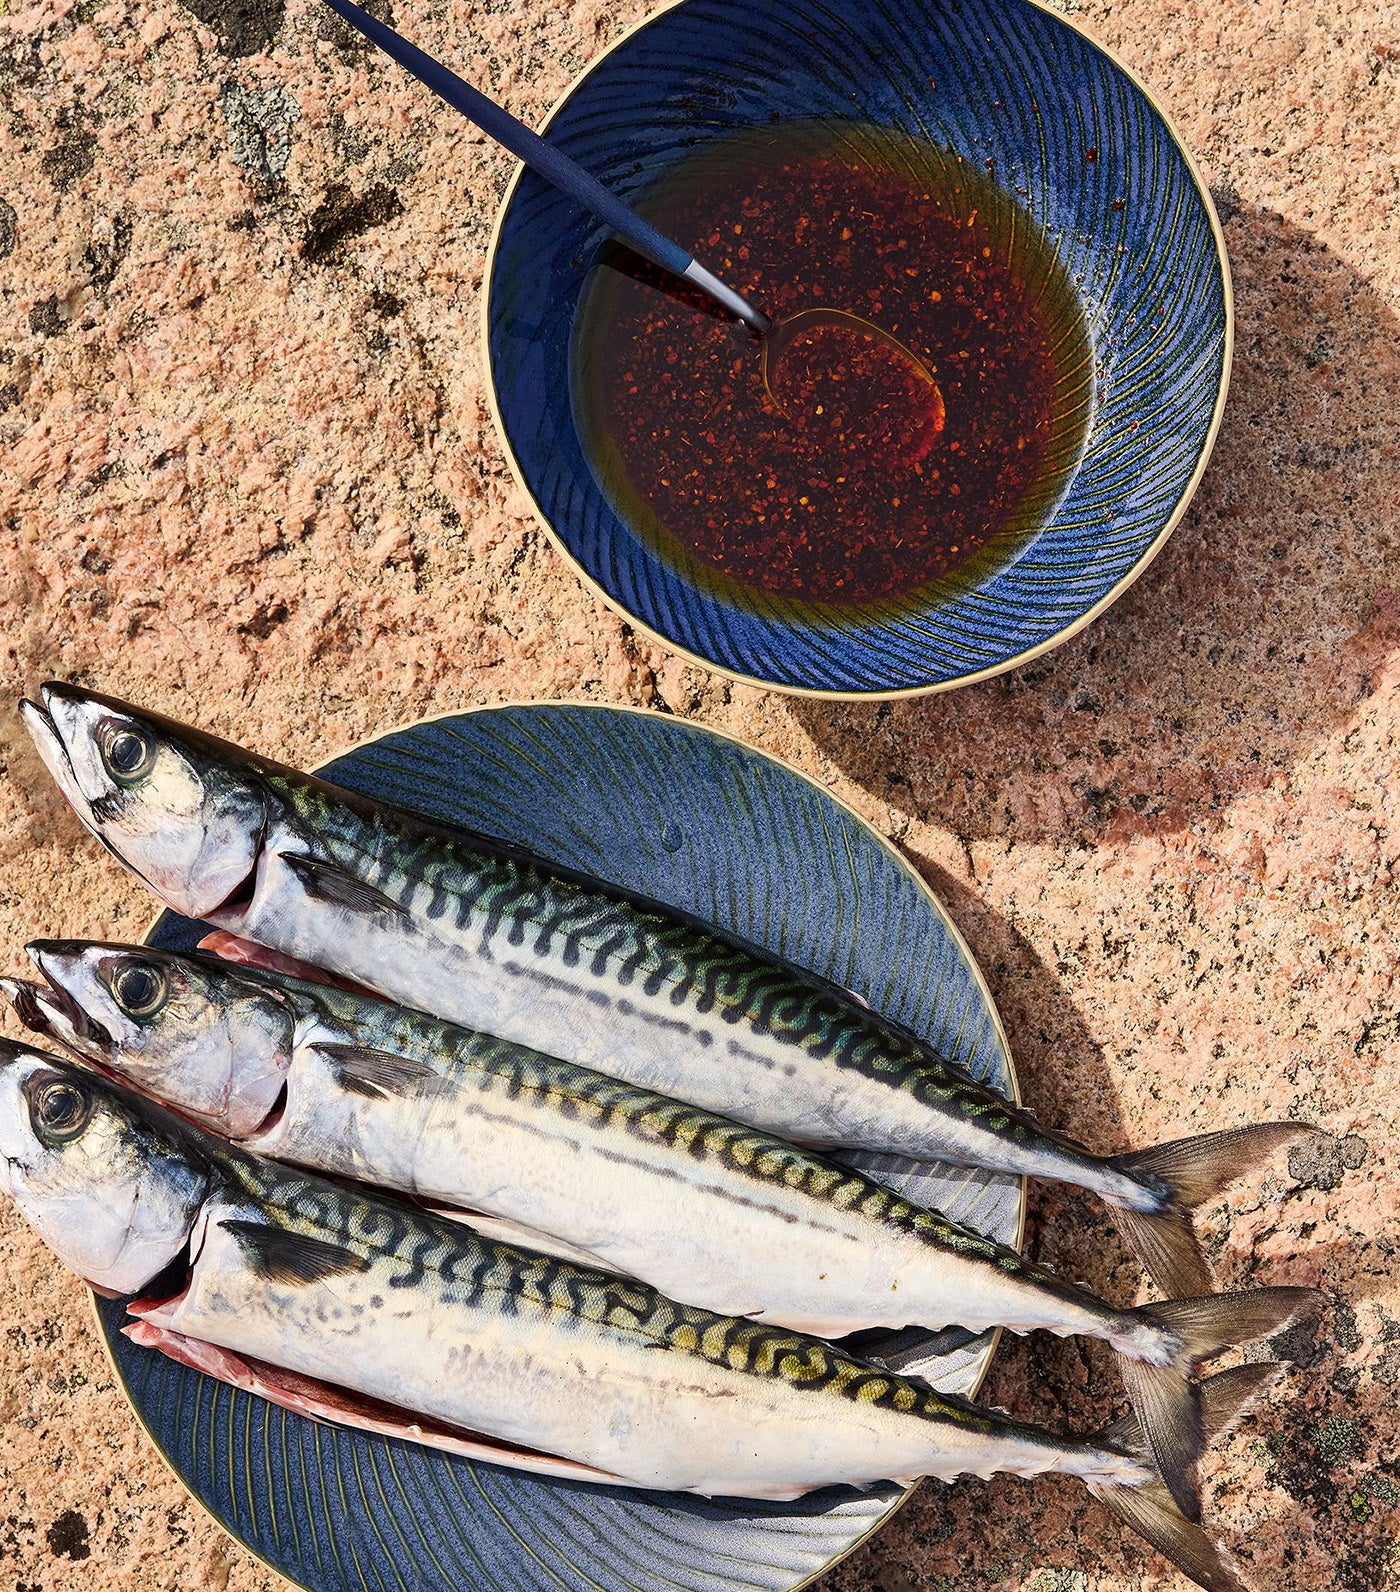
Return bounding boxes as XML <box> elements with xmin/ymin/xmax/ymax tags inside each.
<box><xmin>0</xmin><ymin>0</ymin><xmax>1397</xmax><ymax>1586</ymax></box>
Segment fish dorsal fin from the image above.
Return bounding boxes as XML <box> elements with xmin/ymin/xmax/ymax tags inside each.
<box><xmin>221</xmin><ymin>1218</ymin><xmax>371</xmax><ymax>1284</ymax></box>
<box><xmin>281</xmin><ymin>854</ymin><xmax>409</xmax><ymax>922</ymax></box>
<box><xmin>314</xmin><ymin>1041</ymin><xmax>443</xmax><ymax>1100</ymax></box>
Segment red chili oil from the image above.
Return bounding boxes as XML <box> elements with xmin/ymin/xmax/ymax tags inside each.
<box><xmin>571</xmin><ymin>121</ymin><xmax>1093</xmax><ymax>616</ymax></box>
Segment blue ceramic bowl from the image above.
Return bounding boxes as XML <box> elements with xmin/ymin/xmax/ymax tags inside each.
<box><xmin>99</xmin><ymin>704</ymin><xmax>1021</xmax><ymax>1592</ymax></box>
<box><xmin>485</xmin><ymin>0</ymin><xmax>1229</xmax><ymax>696</ymax></box>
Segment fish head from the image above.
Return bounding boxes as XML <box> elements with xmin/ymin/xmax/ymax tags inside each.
<box><xmin>0</xmin><ymin>1040</ymin><xmax>208</xmax><ymax>1294</ymax></box>
<box><xmin>20</xmin><ymin>683</ymin><xmax>269</xmax><ymax>920</ymax></box>
<box><xmin>20</xmin><ymin>941</ymin><xmax>295</xmax><ymax>1138</ymax></box>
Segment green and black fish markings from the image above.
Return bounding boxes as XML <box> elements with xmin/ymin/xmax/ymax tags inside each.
<box><xmin>11</xmin><ymin>941</ymin><xmax>1151</xmax><ymax>1334</ymax></box>
<box><xmin>21</xmin><ymin>685</ymin><xmax>1317</xmax><ymax>1303</ymax></box>
<box><xmin>206</xmin><ymin>1148</ymin><xmax>991</xmax><ymax>1427</ymax></box>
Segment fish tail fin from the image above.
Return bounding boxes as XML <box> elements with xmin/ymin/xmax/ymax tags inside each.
<box><xmin>1094</xmin><ymin>1478</ymin><xmax>1246</xmax><ymax>1592</ymax></box>
<box><xmin>1104</xmin><ymin>1359</ymin><xmax>1287</xmax><ymax>1455</ymax></box>
<box><xmin>1088</xmin><ymin>1362</ymin><xmax>1287</xmax><ymax>1592</ymax></box>
<box><xmin>1104</xmin><ymin>1123</ymin><xmax>1321</xmax><ymax>1297</ymax></box>
<box><xmin>1117</xmin><ymin>1286</ymin><xmax>1321</xmax><ymax>1524</ymax></box>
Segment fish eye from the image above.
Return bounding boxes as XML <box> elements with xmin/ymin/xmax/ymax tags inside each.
<box><xmin>111</xmin><ymin>960</ymin><xmax>168</xmax><ymax>1017</ymax></box>
<box><xmin>103</xmin><ymin>725</ymin><xmax>155</xmax><ymax>782</ymax></box>
<box><xmin>31</xmin><ymin>1079</ymin><xmax>93</xmax><ymax>1143</ymax></box>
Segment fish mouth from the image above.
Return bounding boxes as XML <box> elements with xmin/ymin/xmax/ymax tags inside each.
<box><xmin>0</xmin><ymin>1047</ymin><xmax>50</xmax><ymax>1196</ymax></box>
<box><xmin>19</xmin><ymin>693</ymin><xmax>93</xmax><ymax>827</ymax></box>
<box><xmin>6</xmin><ymin>955</ymin><xmax>115</xmax><ymax>1060</ymax></box>
<box><xmin>0</xmin><ymin>1035</ymin><xmax>58</xmax><ymax>1072</ymax></box>
<box><xmin>1</xmin><ymin>978</ymin><xmax>125</xmax><ymax>1095</ymax></box>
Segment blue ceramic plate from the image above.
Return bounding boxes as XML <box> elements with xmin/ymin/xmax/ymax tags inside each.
<box><xmin>485</xmin><ymin>0</ymin><xmax>1230</xmax><ymax>697</ymax></box>
<box><xmin>95</xmin><ymin>704</ymin><xmax>1021</xmax><ymax>1592</ymax></box>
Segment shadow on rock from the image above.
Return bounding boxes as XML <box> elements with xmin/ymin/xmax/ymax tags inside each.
<box><xmin>911</xmin><ymin>858</ymin><xmax>1146</xmax><ymax>1305</ymax></box>
<box><xmin>819</xmin><ymin>878</ymin><xmax>1389</xmax><ymax>1592</ymax></box>
<box><xmin>790</xmin><ymin>204</ymin><xmax>1400</xmax><ymax>849</ymax></box>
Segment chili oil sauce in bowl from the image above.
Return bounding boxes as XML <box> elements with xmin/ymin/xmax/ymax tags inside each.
<box><xmin>571</xmin><ymin>122</ymin><xmax>1093</xmax><ymax>620</ymax></box>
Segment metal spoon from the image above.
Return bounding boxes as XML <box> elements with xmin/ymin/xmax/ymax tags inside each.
<box><xmin>319</xmin><ymin>0</ymin><xmax>943</xmax><ymax>428</ymax></box>
<box><xmin>759</xmin><ymin>309</ymin><xmax>946</xmax><ymax>449</ymax></box>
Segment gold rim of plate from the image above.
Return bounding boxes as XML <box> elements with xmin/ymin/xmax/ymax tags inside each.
<box><xmin>85</xmin><ymin>697</ymin><xmax>1023</xmax><ymax>1592</ymax></box>
<box><xmin>480</xmin><ymin>0</ymin><xmax>1235</xmax><ymax>702</ymax></box>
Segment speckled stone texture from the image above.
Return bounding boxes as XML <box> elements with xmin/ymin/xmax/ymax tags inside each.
<box><xmin>0</xmin><ymin>0</ymin><xmax>1396</xmax><ymax>1587</ymax></box>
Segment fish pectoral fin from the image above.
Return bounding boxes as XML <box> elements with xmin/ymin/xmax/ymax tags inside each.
<box><xmin>122</xmin><ymin>1317</ymin><xmax>634</xmax><ymax>1487</ymax></box>
<box><xmin>220</xmin><ymin>1218</ymin><xmax>372</xmax><ymax>1285</ymax></box>
<box><xmin>281</xmin><ymin>853</ymin><xmax>410</xmax><ymax>923</ymax></box>
<box><xmin>313</xmin><ymin>1041</ymin><xmax>444</xmax><ymax>1100</ymax></box>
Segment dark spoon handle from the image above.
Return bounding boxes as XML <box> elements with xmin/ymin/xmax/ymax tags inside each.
<box><xmin>318</xmin><ymin>0</ymin><xmax>767</xmax><ymax>330</ymax></box>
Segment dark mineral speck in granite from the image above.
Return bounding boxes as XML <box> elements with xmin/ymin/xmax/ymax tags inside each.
<box><xmin>41</xmin><ymin>132</ymin><xmax>97</xmax><ymax>193</ymax></box>
<box><xmin>28</xmin><ymin>296</ymin><xmax>65</xmax><ymax>337</ymax></box>
<box><xmin>302</xmin><ymin>183</ymin><xmax>404</xmax><ymax>264</ymax></box>
<box><xmin>45</xmin><ymin>1510</ymin><xmax>90</xmax><ymax>1562</ymax></box>
<box><xmin>180</xmin><ymin>0</ymin><xmax>284</xmax><ymax>57</ymax></box>
<box><xmin>85</xmin><ymin>213</ymin><xmax>133</xmax><ymax>291</ymax></box>
<box><xmin>316</xmin><ymin>0</ymin><xmax>393</xmax><ymax>57</ymax></box>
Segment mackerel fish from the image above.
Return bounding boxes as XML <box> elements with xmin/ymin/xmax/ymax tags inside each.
<box><xmin>0</xmin><ymin>1037</ymin><xmax>1312</xmax><ymax>1592</ymax></box>
<box><xmin>22</xmin><ymin>683</ymin><xmax>1313</xmax><ymax>1301</ymax></box>
<box><xmin>7</xmin><ymin>936</ymin><xmax>1300</xmax><ymax>1512</ymax></box>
